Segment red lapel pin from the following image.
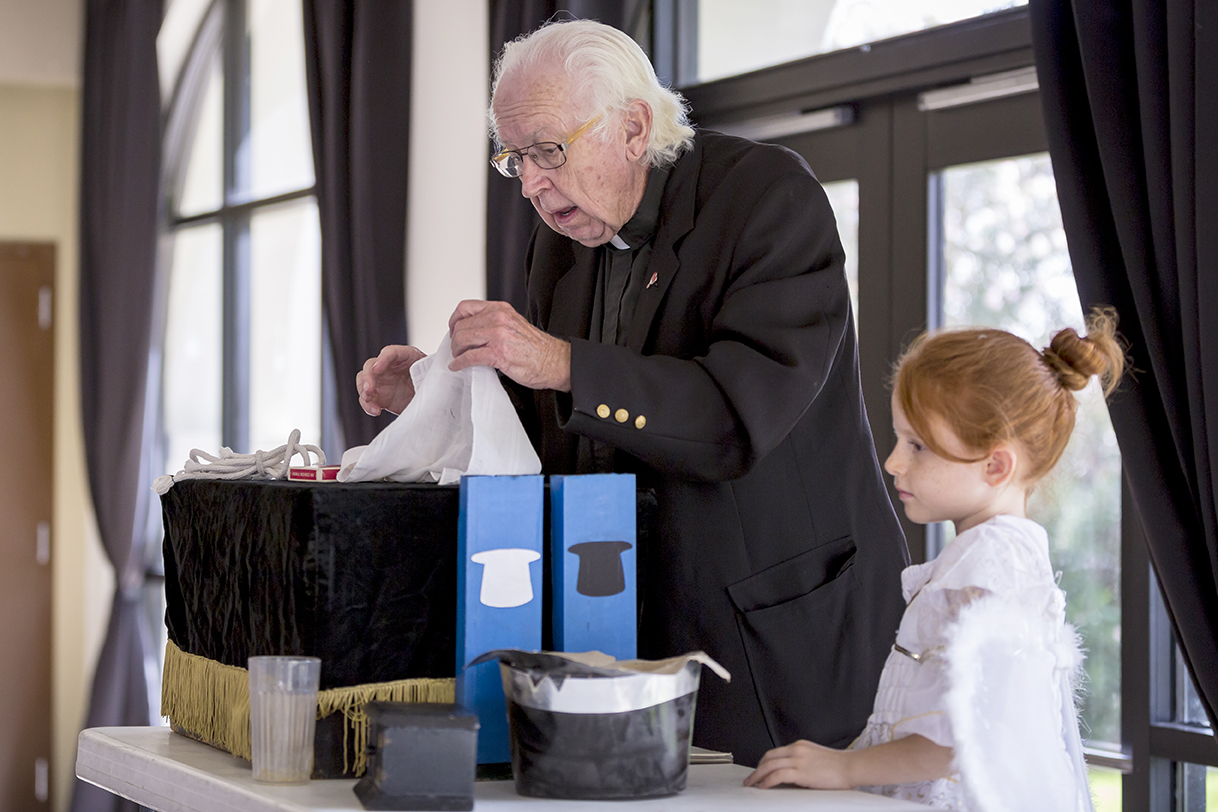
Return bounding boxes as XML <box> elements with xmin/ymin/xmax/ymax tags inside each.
<box><xmin>646</xmin><ymin>271</ymin><xmax>658</xmax><ymax>289</ymax></box>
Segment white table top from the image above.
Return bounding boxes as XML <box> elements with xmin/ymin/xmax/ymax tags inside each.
<box><xmin>77</xmin><ymin>727</ymin><xmax>927</xmax><ymax>812</ymax></box>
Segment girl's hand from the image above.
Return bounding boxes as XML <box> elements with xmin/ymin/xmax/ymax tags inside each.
<box><xmin>744</xmin><ymin>734</ymin><xmax>953</xmax><ymax>791</ymax></box>
<box><xmin>743</xmin><ymin>740</ymin><xmax>853</xmax><ymax>790</ymax></box>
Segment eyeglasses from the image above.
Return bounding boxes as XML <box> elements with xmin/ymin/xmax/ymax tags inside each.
<box><xmin>490</xmin><ymin>115</ymin><xmax>601</xmax><ymax>178</ymax></box>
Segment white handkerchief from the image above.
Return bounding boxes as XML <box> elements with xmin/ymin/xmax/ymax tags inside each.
<box><xmin>338</xmin><ymin>334</ymin><xmax>541</xmax><ymax>484</ymax></box>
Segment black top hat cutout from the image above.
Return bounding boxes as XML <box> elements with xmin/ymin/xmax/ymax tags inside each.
<box><xmin>567</xmin><ymin>541</ymin><xmax>633</xmax><ymax>597</ymax></box>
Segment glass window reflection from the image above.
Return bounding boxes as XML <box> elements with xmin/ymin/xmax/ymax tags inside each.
<box><xmin>248</xmin><ymin>200</ymin><xmax>322</xmax><ymax>454</ymax></box>
<box><xmin>696</xmin><ymin>0</ymin><xmax>1026</xmax><ymax>83</ymax></box>
<box><xmin>245</xmin><ymin>0</ymin><xmax>315</xmax><ymax>201</ymax></box>
<box><xmin>163</xmin><ymin>224</ymin><xmax>223</xmax><ymax>473</ymax></box>
<box><xmin>176</xmin><ymin>54</ymin><xmax>224</xmax><ymax>218</ymax></box>
<box><xmin>1177</xmin><ymin>644</ymin><xmax>1214</xmax><ymax>729</ymax></box>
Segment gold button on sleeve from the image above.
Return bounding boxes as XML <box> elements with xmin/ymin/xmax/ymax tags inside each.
<box><xmin>614</xmin><ymin>408</ymin><xmax>629</xmax><ymax>423</ymax></box>
<box><xmin>634</xmin><ymin>415</ymin><xmax>646</xmax><ymax>429</ymax></box>
<box><xmin>597</xmin><ymin>404</ymin><xmax>610</xmax><ymax>419</ymax></box>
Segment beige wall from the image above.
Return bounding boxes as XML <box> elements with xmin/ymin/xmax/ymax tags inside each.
<box><xmin>0</xmin><ymin>0</ymin><xmax>80</xmax><ymax>88</ymax></box>
<box><xmin>1</xmin><ymin>10</ymin><xmax>94</xmax><ymax>812</ymax></box>
<box><xmin>0</xmin><ymin>83</ymin><xmax>114</xmax><ymax>812</ymax></box>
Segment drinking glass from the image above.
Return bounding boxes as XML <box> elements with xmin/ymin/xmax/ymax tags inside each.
<box><xmin>248</xmin><ymin>655</ymin><xmax>321</xmax><ymax>783</ymax></box>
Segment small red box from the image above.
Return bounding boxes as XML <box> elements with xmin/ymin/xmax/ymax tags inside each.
<box><xmin>288</xmin><ymin>465</ymin><xmax>341</xmax><ymax>482</ymax></box>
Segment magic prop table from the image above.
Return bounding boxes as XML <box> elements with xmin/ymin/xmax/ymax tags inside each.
<box><xmin>77</xmin><ymin>727</ymin><xmax>930</xmax><ymax>811</ymax></box>
<box><xmin>161</xmin><ymin>477</ymin><xmax>661</xmax><ymax>680</ymax></box>
<box><xmin>159</xmin><ymin>477</ymin><xmax>658</xmax><ymax>774</ymax></box>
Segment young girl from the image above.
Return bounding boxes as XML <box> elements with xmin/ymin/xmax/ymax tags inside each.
<box><xmin>744</xmin><ymin>308</ymin><xmax>1125</xmax><ymax>810</ymax></box>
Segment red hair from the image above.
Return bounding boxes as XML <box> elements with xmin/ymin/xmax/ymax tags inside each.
<box><xmin>893</xmin><ymin>307</ymin><xmax>1126</xmax><ymax>484</ymax></box>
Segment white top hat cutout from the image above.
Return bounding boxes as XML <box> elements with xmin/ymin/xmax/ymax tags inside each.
<box><xmin>470</xmin><ymin>548</ymin><xmax>541</xmax><ymax>608</ymax></box>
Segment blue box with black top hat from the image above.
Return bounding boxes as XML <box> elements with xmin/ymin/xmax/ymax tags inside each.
<box><xmin>549</xmin><ymin>473</ymin><xmax>637</xmax><ymax>660</ymax></box>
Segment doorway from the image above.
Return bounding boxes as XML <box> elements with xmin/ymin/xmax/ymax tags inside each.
<box><xmin>0</xmin><ymin>241</ymin><xmax>55</xmax><ymax>810</ymax></box>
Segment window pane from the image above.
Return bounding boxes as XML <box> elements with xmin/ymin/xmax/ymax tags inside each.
<box><xmin>1089</xmin><ymin>766</ymin><xmax>1122</xmax><ymax>812</ymax></box>
<box><xmin>158</xmin><ymin>0</ymin><xmax>214</xmax><ymax>105</ymax></box>
<box><xmin>245</xmin><ymin>0</ymin><xmax>315</xmax><ymax>200</ymax></box>
<box><xmin>163</xmin><ymin>224</ymin><xmax>223</xmax><ymax>473</ymax></box>
<box><xmin>248</xmin><ymin>199</ymin><xmax>321</xmax><ymax>454</ymax></box>
<box><xmin>937</xmin><ymin>153</ymin><xmax>1122</xmax><ymax>747</ymax></box>
<box><xmin>1177</xmin><ymin>762</ymin><xmax>1218</xmax><ymax>811</ymax></box>
<box><xmin>695</xmin><ymin>0</ymin><xmax>1026</xmax><ymax>83</ymax></box>
<box><xmin>822</xmin><ymin>179</ymin><xmax>860</xmax><ymax>327</ymax></box>
<box><xmin>1177</xmin><ymin>643</ymin><xmax>1214</xmax><ymax>728</ymax></box>
<box><xmin>177</xmin><ymin>53</ymin><xmax>224</xmax><ymax>218</ymax></box>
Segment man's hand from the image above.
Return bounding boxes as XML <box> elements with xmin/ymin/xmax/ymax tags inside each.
<box><xmin>448</xmin><ymin>300</ymin><xmax>571</xmax><ymax>392</ymax></box>
<box><xmin>356</xmin><ymin>345</ymin><xmax>427</xmax><ymax>416</ymax></box>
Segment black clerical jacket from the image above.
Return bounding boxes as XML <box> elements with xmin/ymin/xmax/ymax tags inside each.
<box><xmin>513</xmin><ymin>130</ymin><xmax>910</xmax><ymax>766</ymax></box>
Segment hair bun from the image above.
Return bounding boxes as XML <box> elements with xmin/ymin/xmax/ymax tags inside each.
<box><xmin>1042</xmin><ymin>307</ymin><xmax>1127</xmax><ymax>396</ymax></box>
<box><xmin>1042</xmin><ymin>330</ymin><xmax>1096</xmax><ymax>392</ymax></box>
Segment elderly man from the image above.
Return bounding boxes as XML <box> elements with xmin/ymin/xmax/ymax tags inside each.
<box><xmin>358</xmin><ymin>19</ymin><xmax>909</xmax><ymax>767</ymax></box>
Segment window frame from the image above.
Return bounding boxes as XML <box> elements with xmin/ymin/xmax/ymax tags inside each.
<box><xmin>161</xmin><ymin>0</ymin><xmax>321</xmax><ymax>456</ymax></box>
<box><xmin>657</xmin><ymin>6</ymin><xmax>1218</xmax><ymax>809</ymax></box>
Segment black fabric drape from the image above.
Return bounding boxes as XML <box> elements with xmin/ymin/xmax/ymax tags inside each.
<box><xmin>485</xmin><ymin>1</ymin><xmax>638</xmax><ymax>310</ymax></box>
<box><xmin>72</xmin><ymin>2</ymin><xmax>165</xmax><ymax>811</ymax></box>
<box><xmin>1031</xmin><ymin>0</ymin><xmax>1218</xmax><ymax>730</ymax></box>
<box><xmin>303</xmin><ymin>0</ymin><xmax>412</xmax><ymax>449</ymax></box>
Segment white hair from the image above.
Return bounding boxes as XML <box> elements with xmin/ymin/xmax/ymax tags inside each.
<box><xmin>489</xmin><ymin>19</ymin><xmax>695</xmax><ymax>168</ymax></box>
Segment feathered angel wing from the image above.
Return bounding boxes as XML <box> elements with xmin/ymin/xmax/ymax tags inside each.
<box><xmin>943</xmin><ymin>593</ymin><xmax>1094</xmax><ymax>812</ymax></box>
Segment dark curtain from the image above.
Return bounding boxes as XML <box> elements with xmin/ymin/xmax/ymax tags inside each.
<box><xmin>72</xmin><ymin>2</ymin><xmax>165</xmax><ymax>812</ymax></box>
<box><xmin>1030</xmin><ymin>0</ymin><xmax>1218</xmax><ymax>730</ymax></box>
<box><xmin>302</xmin><ymin>0</ymin><xmax>413</xmax><ymax>449</ymax></box>
<box><xmin>485</xmin><ymin>1</ymin><xmax>639</xmax><ymax>310</ymax></box>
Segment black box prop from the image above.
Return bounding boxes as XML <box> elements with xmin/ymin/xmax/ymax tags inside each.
<box><xmin>353</xmin><ymin>702</ymin><xmax>478</xmax><ymax>811</ymax></box>
<box><xmin>163</xmin><ymin>480</ymin><xmax>460</xmax><ymax>687</ymax></box>
<box><xmin>161</xmin><ymin>479</ymin><xmax>460</xmax><ymax>778</ymax></box>
<box><xmin>160</xmin><ymin>478</ymin><xmax>657</xmax><ymax>778</ymax></box>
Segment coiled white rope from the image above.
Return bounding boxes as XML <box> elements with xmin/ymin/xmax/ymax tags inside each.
<box><xmin>153</xmin><ymin>429</ymin><xmax>326</xmax><ymax>495</ymax></box>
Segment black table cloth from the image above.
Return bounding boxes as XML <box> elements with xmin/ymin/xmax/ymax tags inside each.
<box><xmin>163</xmin><ymin>479</ymin><xmax>461</xmax><ymax>688</ymax></box>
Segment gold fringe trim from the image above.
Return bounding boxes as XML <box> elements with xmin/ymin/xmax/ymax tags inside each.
<box><xmin>162</xmin><ymin>640</ymin><xmax>455</xmax><ymax>776</ymax></box>
<box><xmin>161</xmin><ymin>640</ymin><xmax>254</xmax><ymax>758</ymax></box>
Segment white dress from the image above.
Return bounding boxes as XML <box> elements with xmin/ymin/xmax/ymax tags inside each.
<box><xmin>850</xmin><ymin>515</ymin><xmax>1090</xmax><ymax>811</ymax></box>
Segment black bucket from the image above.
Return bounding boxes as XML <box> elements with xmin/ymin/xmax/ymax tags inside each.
<box><xmin>492</xmin><ymin>654</ymin><xmax>707</xmax><ymax>799</ymax></box>
<box><xmin>507</xmin><ymin>689</ymin><xmax>697</xmax><ymax>799</ymax></box>
<box><xmin>465</xmin><ymin>649</ymin><xmax>729</xmax><ymax>800</ymax></box>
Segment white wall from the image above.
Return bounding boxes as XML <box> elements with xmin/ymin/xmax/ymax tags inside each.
<box><xmin>405</xmin><ymin>0</ymin><xmax>489</xmax><ymax>352</ymax></box>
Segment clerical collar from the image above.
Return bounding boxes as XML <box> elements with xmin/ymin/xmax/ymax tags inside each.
<box><xmin>607</xmin><ymin>166</ymin><xmax>669</xmax><ymax>251</ymax></box>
